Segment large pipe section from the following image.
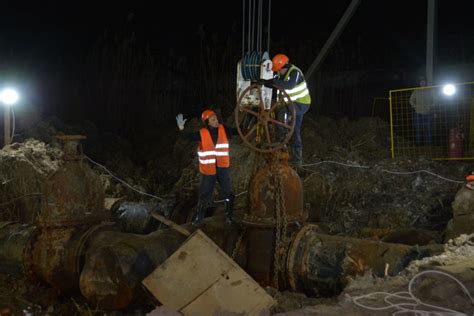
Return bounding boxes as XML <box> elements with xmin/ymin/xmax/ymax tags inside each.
<box><xmin>285</xmin><ymin>224</ymin><xmax>444</xmax><ymax>296</ymax></box>
<box><xmin>0</xmin><ymin>222</ymin><xmax>36</xmax><ymax>275</ymax></box>
<box><xmin>79</xmin><ymin>216</ymin><xmax>242</xmax><ymax>309</ymax></box>
<box><xmin>0</xmin><ymin>218</ymin><xmax>443</xmax><ymax>309</ymax></box>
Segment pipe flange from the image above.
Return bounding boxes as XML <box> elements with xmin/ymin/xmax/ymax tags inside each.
<box><xmin>74</xmin><ymin>222</ymin><xmax>116</xmax><ymax>277</ymax></box>
<box><xmin>286</xmin><ymin>224</ymin><xmax>319</xmax><ymax>291</ymax></box>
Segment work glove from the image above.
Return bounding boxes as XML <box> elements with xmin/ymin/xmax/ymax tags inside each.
<box><xmin>176</xmin><ymin>113</ymin><xmax>187</xmax><ymax>131</ymax></box>
<box><xmin>256</xmin><ymin>78</ymin><xmax>274</xmax><ymax>88</ymax></box>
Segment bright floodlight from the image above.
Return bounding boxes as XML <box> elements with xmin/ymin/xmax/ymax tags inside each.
<box><xmin>0</xmin><ymin>88</ymin><xmax>19</xmax><ymax>105</ymax></box>
<box><xmin>442</xmin><ymin>84</ymin><xmax>456</xmax><ymax>96</ymax></box>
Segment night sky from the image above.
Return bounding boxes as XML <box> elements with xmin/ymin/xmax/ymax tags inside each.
<box><xmin>2</xmin><ymin>1</ymin><xmax>473</xmax><ymax>59</ymax></box>
<box><xmin>1</xmin><ymin>1</ymin><xmax>474</xmax><ymax>130</ymax></box>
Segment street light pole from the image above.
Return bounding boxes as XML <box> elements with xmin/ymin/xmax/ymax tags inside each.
<box><xmin>0</xmin><ymin>88</ymin><xmax>19</xmax><ymax>147</ymax></box>
<box><xmin>4</xmin><ymin>106</ymin><xmax>10</xmax><ymax>146</ymax></box>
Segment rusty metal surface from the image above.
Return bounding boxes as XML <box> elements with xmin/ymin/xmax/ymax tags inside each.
<box><xmin>31</xmin><ymin>227</ymin><xmax>80</xmax><ymax>292</ymax></box>
<box><xmin>80</xmin><ymin>244</ymin><xmax>135</xmax><ymax>309</ymax></box>
<box><xmin>37</xmin><ymin>161</ymin><xmax>105</xmax><ymax>227</ymax></box>
<box><xmin>56</xmin><ymin>135</ymin><xmax>87</xmax><ymax>161</ymax></box>
<box><xmin>286</xmin><ymin>224</ymin><xmax>319</xmax><ymax>291</ymax></box>
<box><xmin>79</xmin><ymin>216</ymin><xmax>241</xmax><ymax>309</ymax></box>
<box><xmin>30</xmin><ymin>223</ymin><xmax>116</xmax><ymax>294</ymax></box>
<box><xmin>286</xmin><ymin>225</ymin><xmax>443</xmax><ymax>296</ymax></box>
<box><xmin>235</xmin><ymin>84</ymin><xmax>296</xmax><ymax>153</ymax></box>
<box><xmin>38</xmin><ymin>134</ymin><xmax>103</xmax><ymax>226</ymax></box>
<box><xmin>245</xmin><ymin>228</ymin><xmax>275</xmax><ymax>287</ymax></box>
<box><xmin>244</xmin><ymin>152</ymin><xmax>306</xmax><ymax>227</ymax></box>
<box><xmin>0</xmin><ymin>222</ymin><xmax>35</xmax><ymax>275</ymax></box>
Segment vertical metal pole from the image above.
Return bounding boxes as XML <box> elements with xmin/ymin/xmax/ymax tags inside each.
<box><xmin>267</xmin><ymin>0</ymin><xmax>271</xmax><ymax>53</ymax></box>
<box><xmin>4</xmin><ymin>106</ymin><xmax>10</xmax><ymax>146</ymax></box>
<box><xmin>426</xmin><ymin>0</ymin><xmax>437</xmax><ymax>85</ymax></box>
<box><xmin>248</xmin><ymin>0</ymin><xmax>251</xmax><ymax>53</ymax></box>
<box><xmin>242</xmin><ymin>0</ymin><xmax>245</xmax><ymax>59</ymax></box>
<box><xmin>389</xmin><ymin>92</ymin><xmax>395</xmax><ymax>159</ymax></box>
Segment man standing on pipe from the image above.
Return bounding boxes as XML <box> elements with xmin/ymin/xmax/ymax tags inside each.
<box><xmin>176</xmin><ymin>110</ymin><xmax>239</xmax><ymax>227</ymax></box>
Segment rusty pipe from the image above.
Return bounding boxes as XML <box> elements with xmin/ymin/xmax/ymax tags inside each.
<box><xmin>285</xmin><ymin>224</ymin><xmax>444</xmax><ymax>297</ymax></box>
<box><xmin>0</xmin><ymin>222</ymin><xmax>36</xmax><ymax>275</ymax></box>
<box><xmin>79</xmin><ymin>216</ymin><xmax>243</xmax><ymax>310</ymax></box>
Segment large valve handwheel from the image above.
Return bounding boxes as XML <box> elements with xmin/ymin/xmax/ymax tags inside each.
<box><xmin>235</xmin><ymin>83</ymin><xmax>296</xmax><ymax>153</ymax></box>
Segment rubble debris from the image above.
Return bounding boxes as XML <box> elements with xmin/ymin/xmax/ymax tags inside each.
<box><xmin>0</xmin><ymin>140</ymin><xmax>61</xmax><ymax>222</ymax></box>
<box><xmin>445</xmin><ymin>185</ymin><xmax>474</xmax><ymax>241</ymax></box>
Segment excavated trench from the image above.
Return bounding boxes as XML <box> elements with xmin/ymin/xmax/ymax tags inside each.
<box><xmin>0</xmin><ymin>115</ymin><xmax>472</xmax><ymax>314</ymax></box>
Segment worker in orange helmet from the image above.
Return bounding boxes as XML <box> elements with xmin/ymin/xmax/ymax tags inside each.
<box><xmin>176</xmin><ymin>110</ymin><xmax>239</xmax><ymax>227</ymax></box>
<box><xmin>267</xmin><ymin>53</ymin><xmax>312</xmax><ymax>167</ymax></box>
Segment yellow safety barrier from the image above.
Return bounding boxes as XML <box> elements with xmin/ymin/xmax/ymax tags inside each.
<box><xmin>389</xmin><ymin>82</ymin><xmax>474</xmax><ymax>160</ymax></box>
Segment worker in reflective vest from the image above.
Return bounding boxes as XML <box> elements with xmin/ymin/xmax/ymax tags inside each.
<box><xmin>271</xmin><ymin>53</ymin><xmax>311</xmax><ymax>167</ymax></box>
<box><xmin>176</xmin><ymin>110</ymin><xmax>238</xmax><ymax>227</ymax></box>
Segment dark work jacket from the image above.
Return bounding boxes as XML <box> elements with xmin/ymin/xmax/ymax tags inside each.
<box><xmin>272</xmin><ymin>64</ymin><xmax>304</xmax><ymax>90</ymax></box>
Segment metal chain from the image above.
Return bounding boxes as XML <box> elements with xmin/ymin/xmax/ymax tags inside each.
<box><xmin>273</xmin><ymin>171</ymin><xmax>282</xmax><ymax>287</ymax></box>
<box><xmin>231</xmin><ymin>226</ymin><xmax>247</xmax><ymax>260</ymax></box>
<box><xmin>271</xmin><ymin>155</ymin><xmax>290</xmax><ymax>288</ymax></box>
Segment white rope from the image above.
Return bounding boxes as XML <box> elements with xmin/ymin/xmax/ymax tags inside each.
<box><xmin>84</xmin><ymin>154</ymin><xmax>164</xmax><ymax>201</ymax></box>
<box><xmin>352</xmin><ymin>270</ymin><xmax>474</xmax><ymax>315</ymax></box>
<box><xmin>301</xmin><ymin>160</ymin><xmax>464</xmax><ymax>184</ymax></box>
<box><xmin>302</xmin><ymin>160</ymin><xmax>370</xmax><ymax>169</ymax></box>
<box><xmin>380</xmin><ymin>169</ymin><xmax>464</xmax><ymax>184</ymax></box>
<box><xmin>83</xmin><ymin>154</ymin><xmax>464</xmax><ymax>204</ymax></box>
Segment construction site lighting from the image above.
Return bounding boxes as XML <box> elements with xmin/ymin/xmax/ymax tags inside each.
<box><xmin>0</xmin><ymin>88</ymin><xmax>19</xmax><ymax>106</ymax></box>
<box><xmin>442</xmin><ymin>84</ymin><xmax>456</xmax><ymax>96</ymax></box>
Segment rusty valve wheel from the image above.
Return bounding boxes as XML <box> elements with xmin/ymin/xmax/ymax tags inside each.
<box><xmin>235</xmin><ymin>83</ymin><xmax>296</xmax><ymax>153</ymax></box>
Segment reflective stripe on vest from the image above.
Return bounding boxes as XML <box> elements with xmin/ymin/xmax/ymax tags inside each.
<box><xmin>197</xmin><ymin>124</ymin><xmax>230</xmax><ymax>175</ymax></box>
<box><xmin>282</xmin><ymin>65</ymin><xmax>311</xmax><ymax>105</ymax></box>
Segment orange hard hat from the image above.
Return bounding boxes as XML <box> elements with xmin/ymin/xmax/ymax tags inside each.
<box><xmin>201</xmin><ymin>109</ymin><xmax>216</xmax><ymax>122</ymax></box>
<box><xmin>272</xmin><ymin>54</ymin><xmax>289</xmax><ymax>72</ymax></box>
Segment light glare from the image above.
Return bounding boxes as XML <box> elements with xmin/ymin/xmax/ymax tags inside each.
<box><xmin>442</xmin><ymin>84</ymin><xmax>456</xmax><ymax>96</ymax></box>
<box><xmin>0</xmin><ymin>88</ymin><xmax>19</xmax><ymax>105</ymax></box>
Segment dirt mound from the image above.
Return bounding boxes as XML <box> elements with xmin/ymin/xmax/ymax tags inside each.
<box><xmin>168</xmin><ymin>115</ymin><xmax>469</xmax><ymax>236</ymax></box>
<box><xmin>302</xmin><ymin>116</ymin><xmax>391</xmax><ymax>163</ymax></box>
<box><xmin>0</xmin><ymin>140</ymin><xmax>62</xmax><ymax>222</ymax></box>
<box><xmin>303</xmin><ymin>157</ymin><xmax>468</xmax><ymax>235</ymax></box>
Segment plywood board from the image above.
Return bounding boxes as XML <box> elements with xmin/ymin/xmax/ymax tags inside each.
<box><xmin>142</xmin><ymin>230</ymin><xmax>275</xmax><ymax>315</ymax></box>
<box><xmin>181</xmin><ymin>264</ymin><xmax>274</xmax><ymax>316</ymax></box>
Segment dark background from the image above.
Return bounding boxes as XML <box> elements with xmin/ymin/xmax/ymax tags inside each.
<box><xmin>1</xmin><ymin>0</ymin><xmax>474</xmax><ymax>138</ymax></box>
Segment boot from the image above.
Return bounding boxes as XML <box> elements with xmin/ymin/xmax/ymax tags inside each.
<box><xmin>224</xmin><ymin>195</ymin><xmax>239</xmax><ymax>227</ymax></box>
<box><xmin>192</xmin><ymin>202</ymin><xmax>207</xmax><ymax>228</ymax></box>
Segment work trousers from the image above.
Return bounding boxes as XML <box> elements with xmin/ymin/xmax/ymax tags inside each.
<box><xmin>198</xmin><ymin>167</ymin><xmax>233</xmax><ymax>209</ymax></box>
<box><xmin>277</xmin><ymin>102</ymin><xmax>310</xmax><ymax>163</ymax></box>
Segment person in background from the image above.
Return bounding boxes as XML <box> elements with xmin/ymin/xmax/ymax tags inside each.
<box><xmin>409</xmin><ymin>77</ymin><xmax>435</xmax><ymax>145</ymax></box>
<box><xmin>176</xmin><ymin>110</ymin><xmax>239</xmax><ymax>227</ymax></box>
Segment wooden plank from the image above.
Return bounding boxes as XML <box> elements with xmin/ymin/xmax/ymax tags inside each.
<box><xmin>181</xmin><ymin>265</ymin><xmax>274</xmax><ymax>315</ymax></box>
<box><xmin>150</xmin><ymin>211</ymin><xmax>191</xmax><ymax>236</ymax></box>
<box><xmin>142</xmin><ymin>230</ymin><xmax>275</xmax><ymax>315</ymax></box>
<box><xmin>143</xmin><ymin>230</ymin><xmax>234</xmax><ymax>310</ymax></box>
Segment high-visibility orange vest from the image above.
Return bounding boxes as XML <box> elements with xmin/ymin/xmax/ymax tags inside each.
<box><xmin>197</xmin><ymin>124</ymin><xmax>230</xmax><ymax>175</ymax></box>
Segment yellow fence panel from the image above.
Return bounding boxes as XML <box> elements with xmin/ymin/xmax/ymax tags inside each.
<box><xmin>389</xmin><ymin>82</ymin><xmax>474</xmax><ymax>160</ymax></box>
